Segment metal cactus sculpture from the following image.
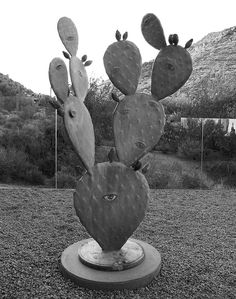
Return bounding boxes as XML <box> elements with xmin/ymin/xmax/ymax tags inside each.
<box><xmin>48</xmin><ymin>14</ymin><xmax>192</xmax><ymax>290</ymax></box>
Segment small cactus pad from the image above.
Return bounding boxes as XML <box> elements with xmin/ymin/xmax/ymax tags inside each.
<box><xmin>74</xmin><ymin>162</ymin><xmax>149</xmax><ymax>251</ymax></box>
<box><xmin>151</xmin><ymin>45</ymin><xmax>192</xmax><ymax>100</ymax></box>
<box><xmin>113</xmin><ymin>93</ymin><xmax>165</xmax><ymax>166</ymax></box>
<box><xmin>57</xmin><ymin>17</ymin><xmax>78</xmax><ymax>56</ymax></box>
<box><xmin>69</xmin><ymin>56</ymin><xmax>89</xmax><ymax>101</ymax></box>
<box><xmin>49</xmin><ymin>58</ymin><xmax>69</xmax><ymax>103</ymax></box>
<box><xmin>103</xmin><ymin>36</ymin><xmax>142</xmax><ymax>95</ymax></box>
<box><xmin>141</xmin><ymin>13</ymin><xmax>167</xmax><ymax>50</ymax></box>
<box><xmin>64</xmin><ymin>95</ymin><xmax>95</xmax><ymax>174</ymax></box>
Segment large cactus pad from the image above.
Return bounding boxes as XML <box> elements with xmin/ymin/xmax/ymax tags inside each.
<box><xmin>103</xmin><ymin>36</ymin><xmax>142</xmax><ymax>95</ymax></box>
<box><xmin>151</xmin><ymin>45</ymin><xmax>192</xmax><ymax>100</ymax></box>
<box><xmin>74</xmin><ymin>162</ymin><xmax>149</xmax><ymax>251</ymax></box>
<box><xmin>113</xmin><ymin>93</ymin><xmax>165</xmax><ymax>166</ymax></box>
<box><xmin>64</xmin><ymin>95</ymin><xmax>95</xmax><ymax>174</ymax></box>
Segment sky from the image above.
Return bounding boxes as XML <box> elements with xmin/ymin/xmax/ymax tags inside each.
<box><xmin>0</xmin><ymin>0</ymin><xmax>236</xmax><ymax>95</ymax></box>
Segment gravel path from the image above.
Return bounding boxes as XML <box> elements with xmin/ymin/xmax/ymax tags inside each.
<box><xmin>0</xmin><ymin>188</ymin><xmax>235</xmax><ymax>298</ymax></box>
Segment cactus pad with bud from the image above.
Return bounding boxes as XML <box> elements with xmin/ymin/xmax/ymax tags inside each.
<box><xmin>151</xmin><ymin>43</ymin><xmax>192</xmax><ymax>100</ymax></box>
<box><xmin>103</xmin><ymin>30</ymin><xmax>142</xmax><ymax>95</ymax></box>
<box><xmin>141</xmin><ymin>13</ymin><xmax>193</xmax><ymax>101</ymax></box>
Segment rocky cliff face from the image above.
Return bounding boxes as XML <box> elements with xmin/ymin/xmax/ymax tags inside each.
<box><xmin>138</xmin><ymin>26</ymin><xmax>236</xmax><ymax>105</ymax></box>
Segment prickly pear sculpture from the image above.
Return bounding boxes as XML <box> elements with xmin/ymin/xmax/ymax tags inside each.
<box><xmin>48</xmin><ymin>15</ymin><xmax>192</xmax><ymax>289</ymax></box>
<box><xmin>141</xmin><ymin>13</ymin><xmax>193</xmax><ymax>101</ymax></box>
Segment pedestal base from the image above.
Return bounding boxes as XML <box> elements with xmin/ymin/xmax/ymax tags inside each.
<box><xmin>60</xmin><ymin>238</ymin><xmax>161</xmax><ymax>290</ymax></box>
<box><xmin>79</xmin><ymin>239</ymin><xmax>145</xmax><ymax>271</ymax></box>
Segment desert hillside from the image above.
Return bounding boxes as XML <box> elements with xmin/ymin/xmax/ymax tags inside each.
<box><xmin>138</xmin><ymin>26</ymin><xmax>236</xmax><ymax>107</ymax></box>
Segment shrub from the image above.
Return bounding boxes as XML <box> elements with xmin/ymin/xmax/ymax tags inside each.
<box><xmin>181</xmin><ymin>173</ymin><xmax>203</xmax><ymax>189</ymax></box>
<box><xmin>204</xmin><ymin>160</ymin><xmax>236</xmax><ymax>187</ymax></box>
<box><xmin>0</xmin><ymin>147</ymin><xmax>45</xmax><ymax>185</ymax></box>
<box><xmin>22</xmin><ymin>167</ymin><xmax>45</xmax><ymax>185</ymax></box>
<box><xmin>157</xmin><ymin>121</ymin><xmax>186</xmax><ymax>153</ymax></box>
<box><xmin>48</xmin><ymin>170</ymin><xmax>77</xmax><ymax>189</ymax></box>
<box><xmin>178</xmin><ymin>138</ymin><xmax>202</xmax><ymax>161</ymax></box>
<box><xmin>146</xmin><ymin>172</ymin><xmax>170</xmax><ymax>189</ymax></box>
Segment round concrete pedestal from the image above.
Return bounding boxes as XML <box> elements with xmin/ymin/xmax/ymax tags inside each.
<box><xmin>79</xmin><ymin>239</ymin><xmax>145</xmax><ymax>271</ymax></box>
<box><xmin>60</xmin><ymin>238</ymin><xmax>161</xmax><ymax>290</ymax></box>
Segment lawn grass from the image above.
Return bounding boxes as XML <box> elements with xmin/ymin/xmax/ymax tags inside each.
<box><xmin>0</xmin><ymin>188</ymin><xmax>235</xmax><ymax>298</ymax></box>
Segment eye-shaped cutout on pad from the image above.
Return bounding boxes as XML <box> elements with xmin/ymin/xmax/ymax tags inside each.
<box><xmin>103</xmin><ymin>194</ymin><xmax>117</xmax><ymax>202</ymax></box>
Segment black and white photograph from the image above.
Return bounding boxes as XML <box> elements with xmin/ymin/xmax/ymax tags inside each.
<box><xmin>0</xmin><ymin>0</ymin><xmax>235</xmax><ymax>298</ymax></box>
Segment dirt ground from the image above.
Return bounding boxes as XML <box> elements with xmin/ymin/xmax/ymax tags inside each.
<box><xmin>0</xmin><ymin>188</ymin><xmax>235</xmax><ymax>298</ymax></box>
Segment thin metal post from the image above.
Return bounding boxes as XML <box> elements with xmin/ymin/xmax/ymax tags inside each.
<box><xmin>200</xmin><ymin>118</ymin><xmax>204</xmax><ymax>189</ymax></box>
<box><xmin>50</xmin><ymin>87</ymin><xmax>57</xmax><ymax>189</ymax></box>
<box><xmin>55</xmin><ymin>109</ymin><xmax>58</xmax><ymax>189</ymax></box>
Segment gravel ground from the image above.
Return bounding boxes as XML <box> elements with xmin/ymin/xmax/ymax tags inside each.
<box><xmin>0</xmin><ymin>188</ymin><xmax>235</xmax><ymax>299</ymax></box>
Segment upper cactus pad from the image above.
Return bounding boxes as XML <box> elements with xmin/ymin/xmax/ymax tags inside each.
<box><xmin>141</xmin><ymin>13</ymin><xmax>167</xmax><ymax>50</ymax></box>
<box><xmin>151</xmin><ymin>45</ymin><xmax>192</xmax><ymax>100</ymax></box>
<box><xmin>49</xmin><ymin>58</ymin><xmax>69</xmax><ymax>103</ymax></box>
<box><xmin>103</xmin><ymin>32</ymin><xmax>142</xmax><ymax>95</ymax></box>
<box><xmin>57</xmin><ymin>17</ymin><xmax>78</xmax><ymax>56</ymax></box>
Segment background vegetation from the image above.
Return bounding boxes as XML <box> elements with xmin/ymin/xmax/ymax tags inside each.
<box><xmin>0</xmin><ymin>75</ymin><xmax>236</xmax><ymax>189</ymax></box>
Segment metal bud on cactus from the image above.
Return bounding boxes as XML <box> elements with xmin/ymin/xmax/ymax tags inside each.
<box><xmin>185</xmin><ymin>38</ymin><xmax>193</xmax><ymax>49</ymax></box>
<box><xmin>132</xmin><ymin>160</ymin><xmax>142</xmax><ymax>171</ymax></box>
<box><xmin>111</xmin><ymin>92</ymin><xmax>120</xmax><ymax>103</ymax></box>
<box><xmin>48</xmin><ymin>97</ymin><xmax>64</xmax><ymax>117</ymax></box>
<box><xmin>62</xmin><ymin>51</ymin><xmax>71</xmax><ymax>59</ymax></box>
<box><xmin>103</xmin><ymin>30</ymin><xmax>142</xmax><ymax>95</ymax></box>
<box><xmin>172</xmin><ymin>34</ymin><xmax>179</xmax><ymax>46</ymax></box>
<box><xmin>84</xmin><ymin>60</ymin><xmax>93</xmax><ymax>67</ymax></box>
<box><xmin>81</xmin><ymin>54</ymin><xmax>87</xmax><ymax>62</ymax></box>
